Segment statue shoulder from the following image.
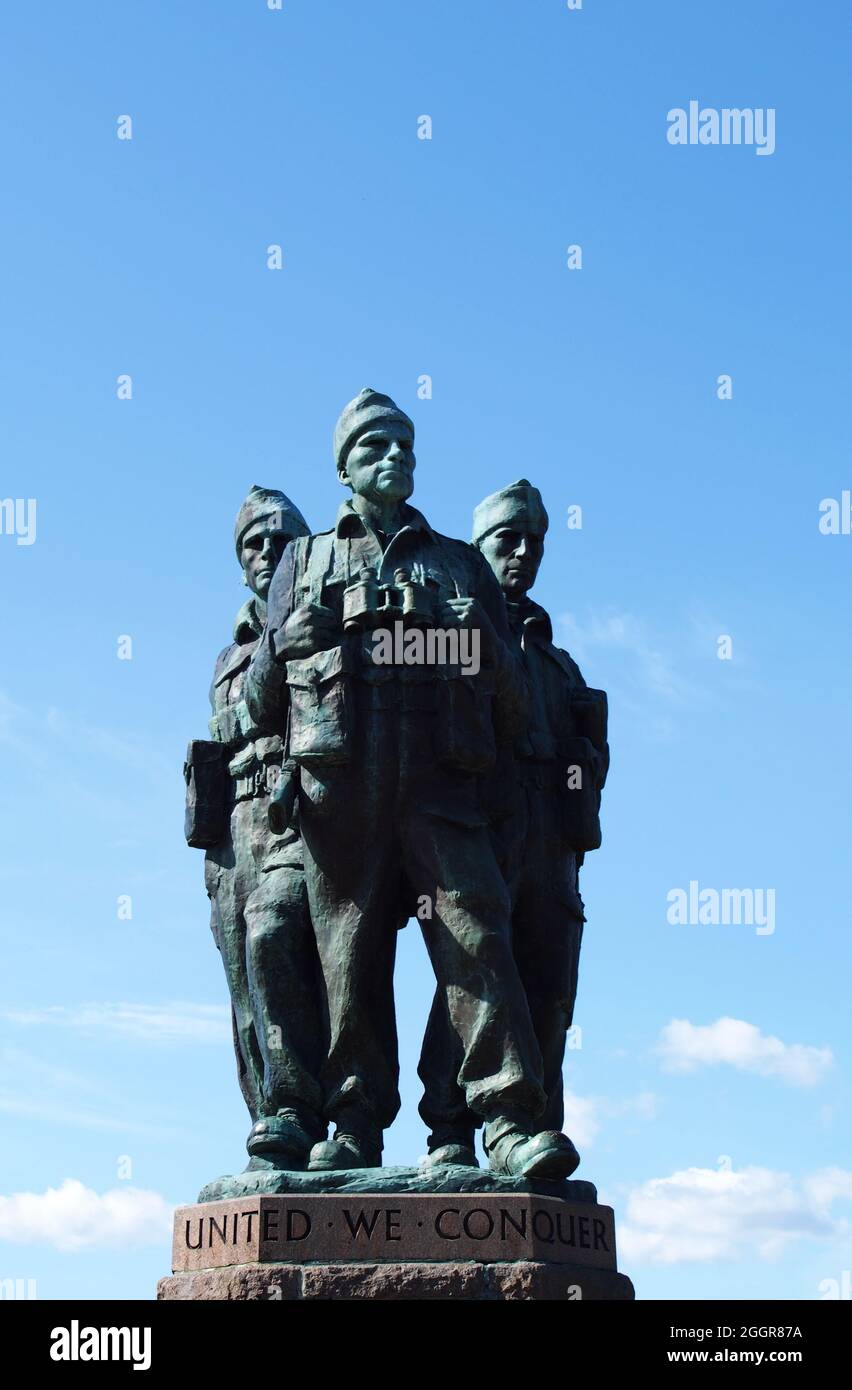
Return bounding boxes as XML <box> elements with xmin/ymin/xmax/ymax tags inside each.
<box><xmin>209</xmin><ymin>640</ymin><xmax>239</xmax><ymax>711</ymax></box>
<box><xmin>432</xmin><ymin>531</ymin><xmax>488</xmax><ymax>584</ymax></box>
<box><xmin>212</xmin><ymin>641</ymin><xmax>237</xmax><ymax>684</ymax></box>
<box><xmin>553</xmin><ymin>643</ymin><xmax>588</xmax><ymax>688</ymax></box>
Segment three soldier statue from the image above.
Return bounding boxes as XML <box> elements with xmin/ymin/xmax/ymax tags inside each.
<box><xmin>185</xmin><ymin>389</ymin><xmax>608</xmax><ymax>1182</ymax></box>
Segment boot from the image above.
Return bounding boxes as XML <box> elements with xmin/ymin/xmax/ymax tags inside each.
<box><xmin>419</xmin><ymin>1125</ymin><xmax>479</xmax><ymax>1170</ymax></box>
<box><xmin>484</xmin><ymin>1114</ymin><xmax>580</xmax><ymax>1180</ymax></box>
<box><xmin>245</xmin><ymin>1108</ymin><xmax>322</xmax><ymax>1171</ymax></box>
<box><xmin>419</xmin><ymin>1142</ymin><xmax>479</xmax><ymax>1170</ymax></box>
<box><xmin>308</xmin><ymin>1115</ymin><xmax>383</xmax><ymax>1171</ymax></box>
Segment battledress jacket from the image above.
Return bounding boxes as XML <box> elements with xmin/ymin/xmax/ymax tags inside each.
<box><xmin>243</xmin><ymin>500</ymin><xmax>530</xmax><ymax>773</ymax></box>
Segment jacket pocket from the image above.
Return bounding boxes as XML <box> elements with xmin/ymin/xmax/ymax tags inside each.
<box><xmin>286</xmin><ymin>645</ymin><xmax>354</xmax><ymax>766</ymax></box>
<box><xmin>433</xmin><ymin>673</ymin><xmax>497</xmax><ymax>774</ymax></box>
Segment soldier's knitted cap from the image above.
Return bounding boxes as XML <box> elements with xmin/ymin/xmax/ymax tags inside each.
<box><xmin>333</xmin><ymin>388</ymin><xmax>415</xmax><ymax>470</ymax></box>
<box><xmin>234</xmin><ymin>485</ymin><xmax>310</xmax><ymax>557</ymax></box>
<box><xmin>471</xmin><ymin>480</ymin><xmax>549</xmax><ymax>544</ymax></box>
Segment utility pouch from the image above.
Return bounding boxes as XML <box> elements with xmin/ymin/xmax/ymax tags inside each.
<box><xmin>560</xmin><ymin>735</ymin><xmax>603</xmax><ymax>851</ymax></box>
<box><xmin>434</xmin><ymin>672</ymin><xmax>497</xmax><ymax>774</ymax></box>
<box><xmin>286</xmin><ymin>645</ymin><xmax>354</xmax><ymax>766</ymax></box>
<box><xmin>567</xmin><ymin>687</ymin><xmax>609</xmax><ymax>757</ymax></box>
<box><xmin>184</xmin><ymin>739</ymin><xmax>230</xmax><ymax>848</ymax></box>
<box><xmin>208</xmin><ymin>706</ymin><xmax>238</xmax><ymax>744</ymax></box>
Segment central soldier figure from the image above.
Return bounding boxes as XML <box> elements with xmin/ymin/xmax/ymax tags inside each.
<box><xmin>245</xmin><ymin>389</ymin><xmax>579</xmax><ymax>1178</ymax></box>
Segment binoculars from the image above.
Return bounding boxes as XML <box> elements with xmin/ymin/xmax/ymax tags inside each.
<box><xmin>343</xmin><ymin>566</ymin><xmax>441</xmax><ymax>632</ymax></box>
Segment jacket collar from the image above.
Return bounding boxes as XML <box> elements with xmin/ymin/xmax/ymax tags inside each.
<box><xmin>233</xmin><ymin>596</ymin><xmax>266</xmax><ymax>645</ymax></box>
<box><xmin>334</xmin><ymin>498</ymin><xmax>434</xmax><ymax>540</ymax></box>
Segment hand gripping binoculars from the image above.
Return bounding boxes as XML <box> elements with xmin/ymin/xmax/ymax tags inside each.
<box><xmin>342</xmin><ymin>566</ymin><xmax>441</xmax><ymax>632</ymax></box>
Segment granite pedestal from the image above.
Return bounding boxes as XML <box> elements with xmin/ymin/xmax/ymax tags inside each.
<box><xmin>158</xmin><ymin>1167</ymin><xmax>634</xmax><ymax>1301</ymax></box>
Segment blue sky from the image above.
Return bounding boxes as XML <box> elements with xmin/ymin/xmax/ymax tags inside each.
<box><xmin>1</xmin><ymin>0</ymin><xmax>850</xmax><ymax>1300</ymax></box>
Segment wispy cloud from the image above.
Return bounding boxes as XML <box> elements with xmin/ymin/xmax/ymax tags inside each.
<box><xmin>557</xmin><ymin>608</ymin><xmax>697</xmax><ymax>704</ymax></box>
<box><xmin>2</xmin><ymin>1002</ymin><xmax>231</xmax><ymax>1046</ymax></box>
<box><xmin>619</xmin><ymin>1164</ymin><xmax>852</xmax><ymax>1265</ymax></box>
<box><xmin>563</xmin><ymin>1089</ymin><xmax>660</xmax><ymax>1149</ymax></box>
<box><xmin>0</xmin><ymin>688</ymin><xmax>173</xmax><ymax>782</ymax></box>
<box><xmin>0</xmin><ymin>1045</ymin><xmax>188</xmax><ymax>1138</ymax></box>
<box><xmin>656</xmin><ymin>1017</ymin><xmax>834</xmax><ymax>1087</ymax></box>
<box><xmin>0</xmin><ymin>1179</ymin><xmax>173</xmax><ymax>1252</ymax></box>
<box><xmin>0</xmin><ymin>1093</ymin><xmax>181</xmax><ymax>1138</ymax></box>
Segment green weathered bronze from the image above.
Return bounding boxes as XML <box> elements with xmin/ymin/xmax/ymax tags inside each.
<box><xmin>186</xmin><ymin>486</ymin><xmax>327</xmax><ymax>1167</ymax></box>
<box><xmin>419</xmin><ymin>480</ymin><xmax>609</xmax><ymax>1166</ymax></box>
<box><xmin>187</xmin><ymin>395</ymin><xmax>608</xmax><ymax>1195</ymax></box>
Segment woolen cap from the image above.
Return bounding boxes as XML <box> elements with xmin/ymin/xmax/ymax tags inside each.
<box><xmin>471</xmin><ymin>479</ymin><xmax>549</xmax><ymax>544</ymax></box>
<box><xmin>333</xmin><ymin>388</ymin><xmax>414</xmax><ymax>469</ymax></box>
<box><xmin>234</xmin><ymin>485</ymin><xmax>310</xmax><ymax>557</ymax></box>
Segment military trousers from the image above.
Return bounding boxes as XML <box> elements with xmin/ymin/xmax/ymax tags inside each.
<box><xmin>419</xmin><ymin>761</ymin><xmax>584</xmax><ymax>1140</ymax></box>
<box><xmin>204</xmin><ymin>793</ymin><xmax>270</xmax><ymax>1120</ymax></box>
<box><xmin>296</xmin><ymin>699</ymin><xmax>548</xmax><ymax>1135</ymax></box>
<box><xmin>243</xmin><ymin>850</ymin><xmax>328</xmax><ymax>1135</ymax></box>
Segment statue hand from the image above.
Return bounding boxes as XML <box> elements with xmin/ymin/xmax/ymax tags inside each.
<box><xmin>440</xmin><ymin>597</ymin><xmax>496</xmax><ymax>655</ymax></box>
<box><xmin>273</xmin><ymin>603</ymin><xmax>338</xmax><ymax>661</ymax></box>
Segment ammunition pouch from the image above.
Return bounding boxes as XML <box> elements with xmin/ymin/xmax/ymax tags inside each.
<box><xmin>558</xmin><ymin>687</ymin><xmax>609</xmax><ymax>851</ymax></box>
<box><xmin>559</xmin><ymin>736</ymin><xmax>603</xmax><ymax>851</ymax></box>
<box><xmin>184</xmin><ymin>739</ymin><xmax>230</xmax><ymax>849</ymax></box>
<box><xmin>286</xmin><ymin>645</ymin><xmax>355</xmax><ymax>766</ymax></box>
<box><xmin>434</xmin><ymin>670</ymin><xmax>497</xmax><ymax>774</ymax></box>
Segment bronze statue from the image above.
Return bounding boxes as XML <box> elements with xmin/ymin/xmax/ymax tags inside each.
<box><xmin>242</xmin><ymin>392</ymin><xmax>582</xmax><ymax>1178</ymax></box>
<box><xmin>187</xmin><ymin>405</ymin><xmax>608</xmax><ymax>1186</ymax></box>
<box><xmin>418</xmin><ymin>481</ymin><xmax>609</xmax><ymax>1167</ymax></box>
<box><xmin>186</xmin><ymin>486</ymin><xmax>327</xmax><ymax>1167</ymax></box>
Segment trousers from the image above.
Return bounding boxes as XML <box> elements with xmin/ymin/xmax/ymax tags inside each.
<box><xmin>296</xmin><ymin>698</ymin><xmax>547</xmax><ymax>1134</ymax></box>
<box><xmin>419</xmin><ymin>761</ymin><xmax>584</xmax><ymax>1139</ymax></box>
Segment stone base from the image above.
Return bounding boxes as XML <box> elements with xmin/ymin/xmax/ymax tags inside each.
<box><xmin>158</xmin><ymin>1260</ymin><xmax>634</xmax><ymax>1301</ymax></box>
<box><xmin>161</xmin><ymin>1186</ymin><xmax>633</xmax><ymax>1300</ymax></box>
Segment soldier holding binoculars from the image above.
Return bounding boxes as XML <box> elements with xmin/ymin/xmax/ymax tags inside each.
<box><xmin>244</xmin><ymin>389</ymin><xmax>581</xmax><ymax>1178</ymax></box>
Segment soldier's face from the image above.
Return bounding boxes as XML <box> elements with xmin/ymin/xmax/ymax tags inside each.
<box><xmin>341</xmin><ymin>423</ymin><xmax>416</xmax><ymax>503</ymax></box>
<box><xmin>480</xmin><ymin>527</ymin><xmax>544</xmax><ymax>598</ymax></box>
<box><xmin>240</xmin><ymin>519</ymin><xmax>289</xmax><ymax>599</ymax></box>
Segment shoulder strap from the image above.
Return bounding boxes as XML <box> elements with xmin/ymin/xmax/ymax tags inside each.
<box><xmin>301</xmin><ymin>531</ymin><xmax>335</xmax><ymax>606</ymax></box>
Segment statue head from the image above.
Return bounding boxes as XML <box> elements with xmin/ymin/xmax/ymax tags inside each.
<box><xmin>471</xmin><ymin>480</ymin><xmax>549</xmax><ymax>599</ymax></box>
<box><xmin>234</xmin><ymin>485</ymin><xmax>310</xmax><ymax>599</ymax></box>
<box><xmin>334</xmin><ymin>388</ymin><xmax>416</xmax><ymax>507</ymax></box>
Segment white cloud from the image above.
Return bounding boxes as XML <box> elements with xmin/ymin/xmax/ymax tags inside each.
<box><xmin>563</xmin><ymin>1091</ymin><xmax>601</xmax><ymax>1147</ymax></box>
<box><xmin>804</xmin><ymin>1168</ymin><xmax>852</xmax><ymax>1211</ymax></box>
<box><xmin>0</xmin><ymin>1179</ymin><xmax>174</xmax><ymax>1252</ymax></box>
<box><xmin>657</xmin><ymin>1017</ymin><xmax>833</xmax><ymax>1087</ymax></box>
<box><xmin>2</xmin><ymin>1002</ymin><xmax>231</xmax><ymax>1046</ymax></box>
<box><xmin>618</xmin><ymin>1164</ymin><xmax>852</xmax><ymax>1265</ymax></box>
<box><xmin>564</xmin><ymin>1089</ymin><xmax>660</xmax><ymax>1149</ymax></box>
